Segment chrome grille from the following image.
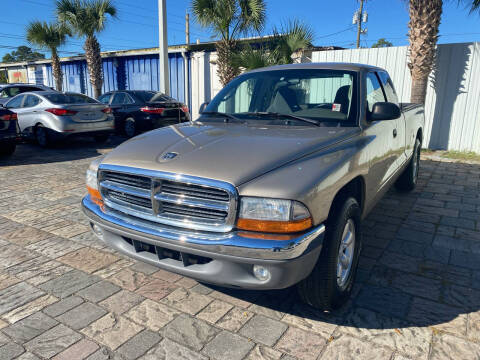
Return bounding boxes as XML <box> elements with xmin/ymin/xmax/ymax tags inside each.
<box><xmin>98</xmin><ymin>166</ymin><xmax>237</xmax><ymax>232</ymax></box>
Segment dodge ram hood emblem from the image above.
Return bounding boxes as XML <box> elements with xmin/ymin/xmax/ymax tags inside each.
<box><xmin>161</xmin><ymin>152</ymin><xmax>178</xmax><ymax>160</ymax></box>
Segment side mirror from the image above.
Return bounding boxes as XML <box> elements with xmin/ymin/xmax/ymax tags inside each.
<box><xmin>370</xmin><ymin>102</ymin><xmax>401</xmax><ymax>121</ymax></box>
<box><xmin>199</xmin><ymin>102</ymin><xmax>209</xmax><ymax>114</ymax></box>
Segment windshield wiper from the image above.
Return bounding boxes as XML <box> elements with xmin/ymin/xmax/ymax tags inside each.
<box><xmin>245</xmin><ymin>112</ymin><xmax>321</xmax><ymax>127</ymax></box>
<box><xmin>201</xmin><ymin>111</ymin><xmax>244</xmax><ymax>123</ymax></box>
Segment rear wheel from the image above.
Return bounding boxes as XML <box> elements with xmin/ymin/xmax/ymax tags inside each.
<box><xmin>0</xmin><ymin>142</ymin><xmax>16</xmax><ymax>157</ymax></box>
<box><xmin>395</xmin><ymin>138</ymin><xmax>421</xmax><ymax>191</ymax></box>
<box><xmin>35</xmin><ymin>125</ymin><xmax>50</xmax><ymax>147</ymax></box>
<box><xmin>297</xmin><ymin>197</ymin><xmax>361</xmax><ymax>310</ymax></box>
<box><xmin>124</xmin><ymin>117</ymin><xmax>136</xmax><ymax>138</ymax></box>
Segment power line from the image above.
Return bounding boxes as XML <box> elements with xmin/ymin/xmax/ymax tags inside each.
<box><xmin>316</xmin><ymin>26</ymin><xmax>356</xmax><ymax>40</ymax></box>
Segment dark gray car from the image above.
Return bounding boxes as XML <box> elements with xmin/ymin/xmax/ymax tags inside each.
<box><xmin>0</xmin><ymin>83</ymin><xmax>53</xmax><ymax>105</ymax></box>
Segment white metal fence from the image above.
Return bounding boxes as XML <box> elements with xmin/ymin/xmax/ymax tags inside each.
<box><xmin>312</xmin><ymin>42</ymin><xmax>480</xmax><ymax>152</ymax></box>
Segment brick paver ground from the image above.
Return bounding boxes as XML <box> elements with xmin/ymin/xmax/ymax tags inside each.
<box><xmin>0</xmin><ymin>138</ymin><xmax>479</xmax><ymax>359</ymax></box>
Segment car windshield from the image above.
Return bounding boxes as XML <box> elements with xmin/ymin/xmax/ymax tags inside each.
<box><xmin>44</xmin><ymin>93</ymin><xmax>98</xmax><ymax>104</ymax></box>
<box><xmin>204</xmin><ymin>69</ymin><xmax>357</xmax><ymax>126</ymax></box>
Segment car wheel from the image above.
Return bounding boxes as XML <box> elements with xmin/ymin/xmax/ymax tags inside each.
<box><xmin>93</xmin><ymin>134</ymin><xmax>109</xmax><ymax>143</ymax></box>
<box><xmin>297</xmin><ymin>197</ymin><xmax>361</xmax><ymax>310</ymax></box>
<box><xmin>35</xmin><ymin>125</ymin><xmax>50</xmax><ymax>147</ymax></box>
<box><xmin>124</xmin><ymin>117</ymin><xmax>136</xmax><ymax>138</ymax></box>
<box><xmin>0</xmin><ymin>142</ymin><xmax>16</xmax><ymax>157</ymax></box>
<box><xmin>395</xmin><ymin>138</ymin><xmax>421</xmax><ymax>191</ymax></box>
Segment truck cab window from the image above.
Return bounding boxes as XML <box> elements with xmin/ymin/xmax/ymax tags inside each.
<box><xmin>366</xmin><ymin>73</ymin><xmax>385</xmax><ymax>112</ymax></box>
<box><xmin>378</xmin><ymin>72</ymin><xmax>399</xmax><ymax>104</ymax></box>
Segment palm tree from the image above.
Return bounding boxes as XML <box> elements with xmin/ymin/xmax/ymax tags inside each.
<box><xmin>26</xmin><ymin>21</ymin><xmax>70</xmax><ymax>91</ymax></box>
<box><xmin>407</xmin><ymin>0</ymin><xmax>480</xmax><ymax>104</ymax></box>
<box><xmin>192</xmin><ymin>0</ymin><xmax>266</xmax><ymax>86</ymax></box>
<box><xmin>233</xmin><ymin>19</ymin><xmax>314</xmax><ymax>72</ymax></box>
<box><xmin>56</xmin><ymin>0</ymin><xmax>116</xmax><ymax>98</ymax></box>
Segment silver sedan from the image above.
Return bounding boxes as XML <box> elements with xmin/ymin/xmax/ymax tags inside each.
<box><xmin>4</xmin><ymin>91</ymin><xmax>115</xmax><ymax>146</ymax></box>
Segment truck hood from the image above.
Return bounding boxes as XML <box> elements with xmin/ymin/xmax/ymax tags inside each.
<box><xmin>102</xmin><ymin>122</ymin><xmax>358</xmax><ymax>186</ymax></box>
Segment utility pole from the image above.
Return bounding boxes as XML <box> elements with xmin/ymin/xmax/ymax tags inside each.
<box><xmin>158</xmin><ymin>0</ymin><xmax>170</xmax><ymax>95</ymax></box>
<box><xmin>185</xmin><ymin>13</ymin><xmax>190</xmax><ymax>44</ymax></box>
<box><xmin>354</xmin><ymin>0</ymin><xmax>368</xmax><ymax>48</ymax></box>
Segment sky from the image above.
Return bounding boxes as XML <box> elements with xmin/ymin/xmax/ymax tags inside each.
<box><xmin>1</xmin><ymin>0</ymin><xmax>480</xmax><ymax>59</ymax></box>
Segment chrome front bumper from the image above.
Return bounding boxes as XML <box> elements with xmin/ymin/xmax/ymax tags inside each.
<box><xmin>82</xmin><ymin>195</ymin><xmax>325</xmax><ymax>261</ymax></box>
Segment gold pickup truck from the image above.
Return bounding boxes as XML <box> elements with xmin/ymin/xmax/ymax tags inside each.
<box><xmin>82</xmin><ymin>63</ymin><xmax>424</xmax><ymax>310</ymax></box>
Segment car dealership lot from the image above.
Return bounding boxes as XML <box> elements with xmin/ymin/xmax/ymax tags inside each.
<box><xmin>0</xmin><ymin>141</ymin><xmax>479</xmax><ymax>360</ymax></box>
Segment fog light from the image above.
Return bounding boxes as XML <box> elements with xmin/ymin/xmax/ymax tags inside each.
<box><xmin>91</xmin><ymin>223</ymin><xmax>104</xmax><ymax>240</ymax></box>
<box><xmin>253</xmin><ymin>265</ymin><xmax>271</xmax><ymax>282</ymax></box>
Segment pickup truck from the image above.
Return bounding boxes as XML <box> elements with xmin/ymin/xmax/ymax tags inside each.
<box><xmin>82</xmin><ymin>63</ymin><xmax>424</xmax><ymax>310</ymax></box>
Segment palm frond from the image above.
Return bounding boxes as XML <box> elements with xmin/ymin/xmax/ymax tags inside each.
<box><xmin>232</xmin><ymin>45</ymin><xmax>278</xmax><ymax>70</ymax></box>
<box><xmin>26</xmin><ymin>21</ymin><xmax>70</xmax><ymax>50</ymax></box>
<box><xmin>56</xmin><ymin>0</ymin><xmax>116</xmax><ymax>37</ymax></box>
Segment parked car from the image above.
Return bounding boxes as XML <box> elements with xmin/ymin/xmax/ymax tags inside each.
<box><xmin>0</xmin><ymin>84</ymin><xmax>54</xmax><ymax>105</ymax></box>
<box><xmin>5</xmin><ymin>91</ymin><xmax>114</xmax><ymax>147</ymax></box>
<box><xmin>0</xmin><ymin>107</ymin><xmax>19</xmax><ymax>156</ymax></box>
<box><xmin>98</xmin><ymin>90</ymin><xmax>190</xmax><ymax>137</ymax></box>
<box><xmin>82</xmin><ymin>63</ymin><xmax>424</xmax><ymax>310</ymax></box>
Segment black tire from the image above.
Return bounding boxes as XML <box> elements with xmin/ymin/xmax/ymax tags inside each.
<box><xmin>0</xmin><ymin>142</ymin><xmax>16</xmax><ymax>157</ymax></box>
<box><xmin>395</xmin><ymin>138</ymin><xmax>421</xmax><ymax>191</ymax></box>
<box><xmin>35</xmin><ymin>124</ymin><xmax>50</xmax><ymax>147</ymax></box>
<box><xmin>297</xmin><ymin>197</ymin><xmax>362</xmax><ymax>310</ymax></box>
<box><xmin>124</xmin><ymin>117</ymin><xmax>136</xmax><ymax>138</ymax></box>
<box><xmin>93</xmin><ymin>134</ymin><xmax>109</xmax><ymax>143</ymax></box>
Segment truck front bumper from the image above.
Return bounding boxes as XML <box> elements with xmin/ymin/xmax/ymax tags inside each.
<box><xmin>82</xmin><ymin>196</ymin><xmax>325</xmax><ymax>289</ymax></box>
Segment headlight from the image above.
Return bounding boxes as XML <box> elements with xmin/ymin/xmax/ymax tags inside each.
<box><xmin>237</xmin><ymin>197</ymin><xmax>312</xmax><ymax>233</ymax></box>
<box><xmin>86</xmin><ymin>157</ymin><xmax>103</xmax><ymax>206</ymax></box>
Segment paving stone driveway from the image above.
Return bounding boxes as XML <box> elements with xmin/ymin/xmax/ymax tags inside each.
<box><xmin>0</xmin><ymin>138</ymin><xmax>479</xmax><ymax>360</ymax></box>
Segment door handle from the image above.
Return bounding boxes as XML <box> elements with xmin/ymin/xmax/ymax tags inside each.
<box><xmin>393</xmin><ymin>129</ymin><xmax>397</xmax><ymax>138</ymax></box>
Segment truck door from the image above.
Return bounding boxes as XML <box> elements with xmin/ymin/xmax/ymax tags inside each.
<box><xmin>363</xmin><ymin>72</ymin><xmax>401</xmax><ymax>199</ymax></box>
<box><xmin>378</xmin><ymin>71</ymin><xmax>407</xmax><ymax>168</ymax></box>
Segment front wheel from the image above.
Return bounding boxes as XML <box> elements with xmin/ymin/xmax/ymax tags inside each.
<box><xmin>297</xmin><ymin>197</ymin><xmax>362</xmax><ymax>310</ymax></box>
<box><xmin>395</xmin><ymin>138</ymin><xmax>421</xmax><ymax>191</ymax></box>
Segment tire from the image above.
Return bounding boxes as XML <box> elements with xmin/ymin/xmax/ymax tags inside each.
<box><xmin>93</xmin><ymin>134</ymin><xmax>109</xmax><ymax>143</ymax></box>
<box><xmin>0</xmin><ymin>142</ymin><xmax>16</xmax><ymax>157</ymax></box>
<box><xmin>395</xmin><ymin>138</ymin><xmax>421</xmax><ymax>191</ymax></box>
<box><xmin>35</xmin><ymin>125</ymin><xmax>50</xmax><ymax>147</ymax></box>
<box><xmin>297</xmin><ymin>197</ymin><xmax>362</xmax><ymax>310</ymax></box>
<box><xmin>124</xmin><ymin>117</ymin><xmax>136</xmax><ymax>138</ymax></box>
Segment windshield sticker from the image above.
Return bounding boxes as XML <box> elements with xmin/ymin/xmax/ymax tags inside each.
<box><xmin>332</xmin><ymin>103</ymin><xmax>342</xmax><ymax>112</ymax></box>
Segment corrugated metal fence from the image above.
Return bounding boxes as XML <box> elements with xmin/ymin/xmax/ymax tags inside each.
<box><xmin>312</xmin><ymin>42</ymin><xmax>480</xmax><ymax>152</ymax></box>
<box><xmin>45</xmin><ymin>53</ymin><xmax>186</xmax><ymax>104</ymax></box>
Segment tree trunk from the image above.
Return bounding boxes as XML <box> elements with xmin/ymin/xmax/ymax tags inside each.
<box><xmin>216</xmin><ymin>39</ymin><xmax>240</xmax><ymax>87</ymax></box>
<box><xmin>51</xmin><ymin>48</ymin><xmax>63</xmax><ymax>92</ymax></box>
<box><xmin>407</xmin><ymin>0</ymin><xmax>442</xmax><ymax>104</ymax></box>
<box><xmin>84</xmin><ymin>35</ymin><xmax>103</xmax><ymax>98</ymax></box>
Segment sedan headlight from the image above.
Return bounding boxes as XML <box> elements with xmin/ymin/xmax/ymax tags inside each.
<box><xmin>86</xmin><ymin>157</ymin><xmax>104</xmax><ymax>206</ymax></box>
<box><xmin>236</xmin><ymin>197</ymin><xmax>312</xmax><ymax>233</ymax></box>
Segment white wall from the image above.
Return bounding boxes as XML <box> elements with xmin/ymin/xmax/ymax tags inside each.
<box><xmin>312</xmin><ymin>42</ymin><xmax>480</xmax><ymax>152</ymax></box>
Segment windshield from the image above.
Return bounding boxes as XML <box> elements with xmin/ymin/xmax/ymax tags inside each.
<box><xmin>204</xmin><ymin>69</ymin><xmax>357</xmax><ymax>126</ymax></box>
<box><xmin>44</xmin><ymin>93</ymin><xmax>98</xmax><ymax>104</ymax></box>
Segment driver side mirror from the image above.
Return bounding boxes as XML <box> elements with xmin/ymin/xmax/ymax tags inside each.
<box><xmin>370</xmin><ymin>102</ymin><xmax>401</xmax><ymax>121</ymax></box>
<box><xmin>199</xmin><ymin>102</ymin><xmax>209</xmax><ymax>114</ymax></box>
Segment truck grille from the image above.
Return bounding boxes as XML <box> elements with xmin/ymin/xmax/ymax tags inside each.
<box><xmin>98</xmin><ymin>168</ymin><xmax>237</xmax><ymax>232</ymax></box>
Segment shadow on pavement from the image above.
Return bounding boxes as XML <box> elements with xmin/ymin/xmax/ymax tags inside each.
<box><xmin>203</xmin><ymin>159</ymin><xmax>480</xmax><ymax>332</ymax></box>
<box><xmin>0</xmin><ymin>135</ymin><xmax>126</xmax><ymax>166</ymax></box>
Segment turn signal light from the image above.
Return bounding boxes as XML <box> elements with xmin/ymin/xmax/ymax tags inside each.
<box><xmin>87</xmin><ymin>185</ymin><xmax>104</xmax><ymax>207</ymax></box>
<box><xmin>0</xmin><ymin>113</ymin><xmax>17</xmax><ymax>121</ymax></box>
<box><xmin>45</xmin><ymin>108</ymin><xmax>77</xmax><ymax>116</ymax></box>
<box><xmin>181</xmin><ymin>105</ymin><xmax>189</xmax><ymax>113</ymax></box>
<box><xmin>102</xmin><ymin>107</ymin><xmax>113</xmax><ymax>114</ymax></box>
<box><xmin>236</xmin><ymin>217</ymin><xmax>312</xmax><ymax>233</ymax></box>
<box><xmin>141</xmin><ymin>106</ymin><xmax>165</xmax><ymax>114</ymax></box>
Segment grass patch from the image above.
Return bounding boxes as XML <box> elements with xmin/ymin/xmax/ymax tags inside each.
<box><xmin>441</xmin><ymin>151</ymin><xmax>480</xmax><ymax>162</ymax></box>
